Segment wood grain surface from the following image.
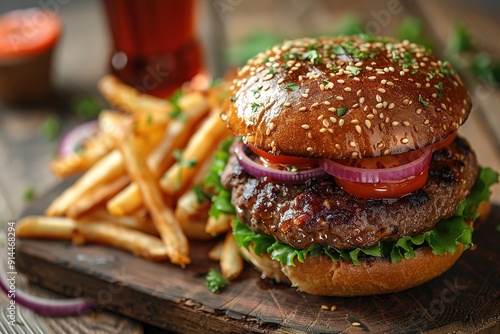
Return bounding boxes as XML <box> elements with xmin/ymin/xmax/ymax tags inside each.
<box><xmin>15</xmin><ymin>180</ymin><xmax>500</xmax><ymax>334</ymax></box>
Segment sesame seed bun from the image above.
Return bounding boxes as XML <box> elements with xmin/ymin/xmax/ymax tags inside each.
<box><xmin>222</xmin><ymin>36</ymin><xmax>472</xmax><ymax>159</ymax></box>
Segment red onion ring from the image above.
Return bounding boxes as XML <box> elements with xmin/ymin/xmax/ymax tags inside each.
<box><xmin>0</xmin><ymin>242</ymin><xmax>93</xmax><ymax>316</ymax></box>
<box><xmin>58</xmin><ymin>121</ymin><xmax>99</xmax><ymax>157</ymax></box>
<box><xmin>319</xmin><ymin>148</ymin><xmax>433</xmax><ymax>183</ymax></box>
<box><xmin>234</xmin><ymin>142</ymin><xmax>328</xmax><ymax>183</ymax></box>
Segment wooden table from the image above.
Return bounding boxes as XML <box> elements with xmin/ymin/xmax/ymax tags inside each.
<box><xmin>1</xmin><ymin>0</ymin><xmax>499</xmax><ymax>333</ymax></box>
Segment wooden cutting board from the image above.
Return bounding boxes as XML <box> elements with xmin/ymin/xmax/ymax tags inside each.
<box><xmin>16</xmin><ymin>180</ymin><xmax>500</xmax><ymax>333</ymax></box>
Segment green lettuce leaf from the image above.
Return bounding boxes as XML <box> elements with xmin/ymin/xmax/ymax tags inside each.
<box><xmin>233</xmin><ymin>166</ymin><xmax>498</xmax><ymax>266</ymax></box>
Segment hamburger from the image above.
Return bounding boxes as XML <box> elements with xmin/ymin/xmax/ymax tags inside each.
<box><xmin>216</xmin><ymin>35</ymin><xmax>498</xmax><ymax>296</ymax></box>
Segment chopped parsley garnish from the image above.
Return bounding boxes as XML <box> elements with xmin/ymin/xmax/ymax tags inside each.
<box><xmin>40</xmin><ymin>116</ymin><xmax>60</xmax><ymax>139</ymax></box>
<box><xmin>437</xmin><ymin>82</ymin><xmax>444</xmax><ymax>91</ymax></box>
<box><xmin>146</xmin><ymin>114</ymin><xmax>153</xmax><ymax>125</ymax></box>
<box><xmin>285</xmin><ymin>83</ymin><xmax>299</xmax><ymax>91</ymax></box>
<box><xmin>262</xmin><ymin>56</ymin><xmax>269</xmax><ymax>64</ymax></box>
<box><xmin>418</xmin><ymin>94</ymin><xmax>429</xmax><ymax>108</ymax></box>
<box><xmin>72</xmin><ymin>95</ymin><xmax>104</xmax><ymax>120</ymax></box>
<box><xmin>283</xmin><ymin>51</ymin><xmax>299</xmax><ymax>61</ymax></box>
<box><xmin>337</xmin><ymin>107</ymin><xmax>349</xmax><ymax>117</ymax></box>
<box><xmin>428</xmin><ymin>71</ymin><xmax>436</xmax><ymax>79</ymax></box>
<box><xmin>251</xmin><ymin>102</ymin><xmax>260</xmax><ymax>112</ymax></box>
<box><xmin>332</xmin><ymin>45</ymin><xmax>346</xmax><ymax>55</ymax></box>
<box><xmin>173</xmin><ymin>149</ymin><xmax>197</xmax><ymax>168</ymax></box>
<box><xmin>401</xmin><ymin>52</ymin><xmax>413</xmax><ymax>69</ymax></box>
<box><xmin>439</xmin><ymin>61</ymin><xmax>455</xmax><ymax>76</ymax></box>
<box><xmin>391</xmin><ymin>50</ymin><xmax>400</xmax><ymax>62</ymax></box>
<box><xmin>168</xmin><ymin>89</ymin><xmax>186</xmax><ymax>120</ymax></box>
<box><xmin>230</xmin><ymin>96</ymin><xmax>237</xmax><ymax>102</ymax></box>
<box><xmin>268</xmin><ymin>66</ymin><xmax>276</xmax><ymax>75</ymax></box>
<box><xmin>251</xmin><ymin>86</ymin><xmax>263</xmax><ymax>95</ymax></box>
<box><xmin>346</xmin><ymin>65</ymin><xmax>362</xmax><ymax>75</ymax></box>
<box><xmin>206</xmin><ymin>268</ymin><xmax>229</xmax><ymax>293</ymax></box>
<box><xmin>301</xmin><ymin>49</ymin><xmax>322</xmax><ymax>64</ymax></box>
<box><xmin>323</xmin><ymin>79</ymin><xmax>330</xmax><ymax>84</ymax></box>
<box><xmin>329</xmin><ymin>65</ymin><xmax>340</xmax><ymax>72</ymax></box>
<box><xmin>23</xmin><ymin>187</ymin><xmax>36</xmax><ymax>202</ymax></box>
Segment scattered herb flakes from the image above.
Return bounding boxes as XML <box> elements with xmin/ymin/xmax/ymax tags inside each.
<box><xmin>262</xmin><ymin>56</ymin><xmax>270</xmax><ymax>64</ymax></box>
<box><xmin>337</xmin><ymin>107</ymin><xmax>349</xmax><ymax>117</ymax></box>
<box><xmin>251</xmin><ymin>102</ymin><xmax>260</xmax><ymax>112</ymax></box>
<box><xmin>391</xmin><ymin>50</ymin><xmax>400</xmax><ymax>62</ymax></box>
<box><xmin>323</xmin><ymin>79</ymin><xmax>330</xmax><ymax>84</ymax></box>
<box><xmin>206</xmin><ymin>269</ymin><xmax>229</xmax><ymax>293</ymax></box>
<box><xmin>301</xmin><ymin>49</ymin><xmax>322</xmax><ymax>64</ymax></box>
<box><xmin>168</xmin><ymin>89</ymin><xmax>185</xmax><ymax>120</ymax></box>
<box><xmin>437</xmin><ymin>82</ymin><xmax>444</xmax><ymax>91</ymax></box>
<box><xmin>283</xmin><ymin>51</ymin><xmax>299</xmax><ymax>61</ymax></box>
<box><xmin>23</xmin><ymin>187</ymin><xmax>36</xmax><ymax>202</ymax></box>
<box><xmin>173</xmin><ymin>149</ymin><xmax>197</xmax><ymax>168</ymax></box>
<box><xmin>251</xmin><ymin>86</ymin><xmax>263</xmax><ymax>95</ymax></box>
<box><xmin>401</xmin><ymin>52</ymin><xmax>413</xmax><ymax>69</ymax></box>
<box><xmin>285</xmin><ymin>83</ymin><xmax>299</xmax><ymax>91</ymax></box>
<box><xmin>439</xmin><ymin>61</ymin><xmax>455</xmax><ymax>76</ymax></box>
<box><xmin>329</xmin><ymin>65</ymin><xmax>340</xmax><ymax>72</ymax></box>
<box><xmin>40</xmin><ymin>116</ymin><xmax>61</xmax><ymax>139</ymax></box>
<box><xmin>230</xmin><ymin>96</ymin><xmax>237</xmax><ymax>102</ymax></box>
<box><xmin>449</xmin><ymin>23</ymin><xmax>474</xmax><ymax>53</ymax></box>
<box><xmin>332</xmin><ymin>45</ymin><xmax>346</xmax><ymax>55</ymax></box>
<box><xmin>268</xmin><ymin>66</ymin><xmax>276</xmax><ymax>75</ymax></box>
<box><xmin>428</xmin><ymin>71</ymin><xmax>436</xmax><ymax>79</ymax></box>
<box><xmin>346</xmin><ymin>65</ymin><xmax>362</xmax><ymax>75</ymax></box>
<box><xmin>419</xmin><ymin>95</ymin><xmax>429</xmax><ymax>108</ymax></box>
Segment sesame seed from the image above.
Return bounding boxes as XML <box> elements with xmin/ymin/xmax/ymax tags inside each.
<box><xmin>400</xmin><ymin>71</ymin><xmax>405</xmax><ymax>76</ymax></box>
<box><xmin>430</xmin><ymin>126</ymin><xmax>434</xmax><ymax>133</ymax></box>
<box><xmin>355</xmin><ymin>125</ymin><xmax>362</xmax><ymax>134</ymax></box>
<box><xmin>299</xmin><ymin>106</ymin><xmax>307</xmax><ymax>111</ymax></box>
<box><xmin>302</xmin><ymin>93</ymin><xmax>309</xmax><ymax>98</ymax></box>
<box><xmin>357</xmin><ymin>89</ymin><xmax>362</xmax><ymax>96</ymax></box>
<box><xmin>352</xmin><ymin>322</ymin><xmax>361</xmax><ymax>327</ymax></box>
<box><xmin>266</xmin><ymin>127</ymin><xmax>271</xmax><ymax>135</ymax></box>
<box><xmin>351</xmin><ymin>119</ymin><xmax>360</xmax><ymax>125</ymax></box>
<box><xmin>366</xmin><ymin>66</ymin><xmax>373</xmax><ymax>70</ymax></box>
<box><xmin>318</xmin><ymin>115</ymin><xmax>324</xmax><ymax>121</ymax></box>
<box><xmin>383</xmin><ymin>149</ymin><xmax>390</xmax><ymax>155</ymax></box>
<box><xmin>376</xmin><ymin>102</ymin><xmax>383</xmax><ymax>109</ymax></box>
<box><xmin>330</xmin><ymin>305</ymin><xmax>337</xmax><ymax>311</ymax></box>
<box><xmin>330</xmin><ymin>117</ymin><xmax>337</xmax><ymax>123</ymax></box>
<box><xmin>381</xmin><ymin>79</ymin><xmax>387</xmax><ymax>85</ymax></box>
<box><xmin>339</xmin><ymin>119</ymin><xmax>345</xmax><ymax>126</ymax></box>
<box><xmin>359</xmin><ymin>97</ymin><xmax>365</xmax><ymax>104</ymax></box>
<box><xmin>425</xmin><ymin>83</ymin><xmax>431</xmax><ymax>87</ymax></box>
<box><xmin>311</xmin><ymin>102</ymin><xmax>319</xmax><ymax>108</ymax></box>
<box><xmin>403</xmin><ymin>121</ymin><xmax>410</xmax><ymax>126</ymax></box>
<box><xmin>255</xmin><ymin>93</ymin><xmax>261</xmax><ymax>99</ymax></box>
<box><xmin>263</xmin><ymin>85</ymin><xmax>270</xmax><ymax>91</ymax></box>
<box><xmin>376</xmin><ymin>94</ymin><xmax>382</xmax><ymax>102</ymax></box>
<box><xmin>328</xmin><ymin>107</ymin><xmax>336</xmax><ymax>112</ymax></box>
<box><xmin>416</xmin><ymin>83</ymin><xmax>422</xmax><ymax>88</ymax></box>
<box><xmin>414</xmin><ymin>125</ymin><xmax>419</xmax><ymax>132</ymax></box>
<box><xmin>365</xmin><ymin>120</ymin><xmax>372</xmax><ymax>129</ymax></box>
<box><xmin>389</xmin><ymin>66</ymin><xmax>395</xmax><ymax>72</ymax></box>
<box><xmin>368</xmin><ymin>76</ymin><xmax>376</xmax><ymax>80</ymax></box>
<box><xmin>322</xmin><ymin>119</ymin><xmax>330</xmax><ymax>127</ymax></box>
<box><xmin>328</xmin><ymin>128</ymin><xmax>334</xmax><ymax>133</ymax></box>
<box><xmin>377</xmin><ymin>88</ymin><xmax>386</xmax><ymax>93</ymax></box>
<box><xmin>263</xmin><ymin>73</ymin><xmax>274</xmax><ymax>81</ymax></box>
<box><xmin>307</xmin><ymin>147</ymin><xmax>313</xmax><ymax>152</ymax></box>
<box><xmin>301</xmin><ymin>124</ymin><xmax>310</xmax><ymax>129</ymax></box>
<box><xmin>416</xmin><ymin>108</ymin><xmax>422</xmax><ymax>115</ymax></box>
<box><xmin>335</xmin><ymin>144</ymin><xmax>341</xmax><ymax>150</ymax></box>
<box><xmin>337</xmin><ymin>79</ymin><xmax>345</xmax><ymax>84</ymax></box>
<box><xmin>377</xmin><ymin>142</ymin><xmax>384</xmax><ymax>148</ymax></box>
<box><xmin>351</xmin><ymin>152</ymin><xmax>359</xmax><ymax>158</ymax></box>
<box><xmin>387</xmin><ymin>81</ymin><xmax>394</xmax><ymax>86</ymax></box>
<box><xmin>344</xmin><ymin>87</ymin><xmax>352</xmax><ymax>92</ymax></box>
<box><xmin>385</xmin><ymin>117</ymin><xmax>391</xmax><ymax>123</ymax></box>
<box><xmin>424</xmin><ymin>119</ymin><xmax>430</xmax><ymax>125</ymax></box>
<box><xmin>284</xmin><ymin>102</ymin><xmax>291</xmax><ymax>107</ymax></box>
<box><xmin>349</xmin><ymin>141</ymin><xmax>356</xmax><ymax>148</ymax></box>
<box><xmin>277</xmin><ymin>78</ymin><xmax>284</xmax><ymax>84</ymax></box>
<box><xmin>403</xmin><ymin>99</ymin><xmax>410</xmax><ymax>105</ymax></box>
<box><xmin>336</xmin><ymin>96</ymin><xmax>344</xmax><ymax>101</ymax></box>
<box><xmin>367</xmin><ymin>114</ymin><xmax>375</xmax><ymax>119</ymax></box>
<box><xmin>441</xmin><ymin>103</ymin><xmax>447</xmax><ymax>110</ymax></box>
<box><xmin>320</xmin><ymin>84</ymin><xmax>325</xmax><ymax>91</ymax></box>
<box><xmin>320</xmin><ymin>128</ymin><xmax>327</xmax><ymax>133</ymax></box>
<box><xmin>324</xmin><ymin>101</ymin><xmax>331</xmax><ymax>105</ymax></box>
<box><xmin>388</xmin><ymin>103</ymin><xmax>395</xmax><ymax>110</ymax></box>
<box><xmin>392</xmin><ymin>121</ymin><xmax>400</xmax><ymax>126</ymax></box>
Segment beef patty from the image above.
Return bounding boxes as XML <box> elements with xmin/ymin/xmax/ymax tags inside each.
<box><xmin>221</xmin><ymin>137</ymin><xmax>478</xmax><ymax>250</ymax></box>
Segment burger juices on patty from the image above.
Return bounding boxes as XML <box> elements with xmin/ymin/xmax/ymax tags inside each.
<box><xmin>214</xmin><ymin>35</ymin><xmax>498</xmax><ymax>296</ymax></box>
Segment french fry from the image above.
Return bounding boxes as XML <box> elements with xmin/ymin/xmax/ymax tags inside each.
<box><xmin>66</xmin><ymin>174</ymin><xmax>130</xmax><ymax>219</ymax></box>
<box><xmin>175</xmin><ymin>190</ymin><xmax>213</xmax><ymax>241</ymax></box>
<box><xmin>74</xmin><ymin>220</ymin><xmax>168</xmax><ymax>261</ymax></box>
<box><xmin>106</xmin><ymin>97</ymin><xmax>209</xmax><ymax>216</ymax></box>
<box><xmin>205</xmin><ymin>214</ymin><xmax>232</xmax><ymax>235</ymax></box>
<box><xmin>160</xmin><ymin>111</ymin><xmax>230</xmax><ymax>197</ymax></box>
<box><xmin>118</xmin><ymin>129</ymin><xmax>190</xmax><ymax>266</ymax></box>
<box><xmin>16</xmin><ymin>216</ymin><xmax>75</xmax><ymax>240</ymax></box>
<box><xmin>98</xmin><ymin>74</ymin><xmax>172</xmax><ymax>115</ymax></box>
<box><xmin>88</xmin><ymin>209</ymin><xmax>158</xmax><ymax>236</ymax></box>
<box><xmin>220</xmin><ymin>233</ymin><xmax>243</xmax><ymax>280</ymax></box>
<box><xmin>208</xmin><ymin>241</ymin><xmax>223</xmax><ymax>261</ymax></box>
<box><xmin>50</xmin><ymin>131</ymin><xmax>114</xmax><ymax>178</ymax></box>
<box><xmin>47</xmin><ymin>127</ymin><xmax>164</xmax><ymax>217</ymax></box>
<box><xmin>46</xmin><ymin>149</ymin><xmax>126</xmax><ymax>217</ymax></box>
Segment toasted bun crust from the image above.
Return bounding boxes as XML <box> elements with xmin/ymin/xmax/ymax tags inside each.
<box><xmin>222</xmin><ymin>36</ymin><xmax>472</xmax><ymax>159</ymax></box>
<box><xmin>242</xmin><ymin>243</ymin><xmax>464</xmax><ymax>296</ymax></box>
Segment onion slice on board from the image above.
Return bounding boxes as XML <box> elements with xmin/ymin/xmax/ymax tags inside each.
<box><xmin>234</xmin><ymin>142</ymin><xmax>328</xmax><ymax>183</ymax></box>
<box><xmin>0</xmin><ymin>233</ymin><xmax>93</xmax><ymax>316</ymax></box>
<box><xmin>58</xmin><ymin>120</ymin><xmax>99</xmax><ymax>157</ymax></box>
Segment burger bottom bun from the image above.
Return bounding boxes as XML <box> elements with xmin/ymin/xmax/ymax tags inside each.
<box><xmin>240</xmin><ymin>243</ymin><xmax>464</xmax><ymax>297</ymax></box>
<box><xmin>238</xmin><ymin>203</ymin><xmax>491</xmax><ymax>296</ymax></box>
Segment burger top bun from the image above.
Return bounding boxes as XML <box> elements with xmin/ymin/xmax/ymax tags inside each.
<box><xmin>222</xmin><ymin>35</ymin><xmax>472</xmax><ymax>159</ymax></box>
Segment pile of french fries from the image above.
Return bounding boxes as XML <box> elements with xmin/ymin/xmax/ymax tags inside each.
<box><xmin>16</xmin><ymin>74</ymin><xmax>243</xmax><ymax>280</ymax></box>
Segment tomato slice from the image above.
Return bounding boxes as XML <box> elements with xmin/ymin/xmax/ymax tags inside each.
<box><xmin>248</xmin><ymin>145</ymin><xmax>318</xmax><ymax>169</ymax></box>
<box><xmin>431</xmin><ymin>131</ymin><xmax>457</xmax><ymax>151</ymax></box>
<box><xmin>334</xmin><ymin>167</ymin><xmax>429</xmax><ymax>199</ymax></box>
